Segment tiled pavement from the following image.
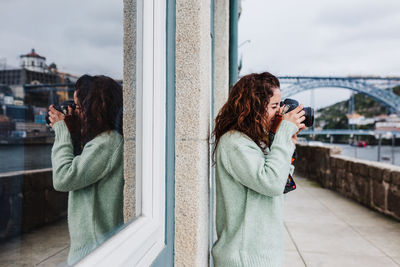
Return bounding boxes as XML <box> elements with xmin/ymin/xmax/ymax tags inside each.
<box><xmin>284</xmin><ymin>175</ymin><xmax>400</xmax><ymax>267</ymax></box>
<box><xmin>0</xmin><ymin>220</ymin><xmax>69</xmax><ymax>267</ymax></box>
<box><xmin>1</xmin><ymin>175</ymin><xmax>399</xmax><ymax>267</ymax></box>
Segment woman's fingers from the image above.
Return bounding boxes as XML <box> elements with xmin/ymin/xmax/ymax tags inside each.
<box><xmin>68</xmin><ymin>106</ymin><xmax>73</xmax><ymax>115</ymax></box>
<box><xmin>294</xmin><ymin>118</ymin><xmax>305</xmax><ymax>130</ymax></box>
<box><xmin>282</xmin><ymin>104</ymin><xmax>308</xmax><ymax>130</ymax></box>
<box><xmin>49</xmin><ymin>105</ymin><xmax>57</xmax><ymax>112</ymax></box>
<box><xmin>296</xmin><ymin>128</ymin><xmax>303</xmax><ymax>134</ymax></box>
<box><xmin>291</xmin><ymin>104</ymin><xmax>303</xmax><ymax>114</ymax></box>
<box><xmin>288</xmin><ymin>105</ymin><xmax>305</xmax><ymax>119</ymax></box>
<box><xmin>48</xmin><ymin>105</ymin><xmax>65</xmax><ymax>127</ymax></box>
<box><xmin>295</xmin><ymin>109</ymin><xmax>305</xmax><ymax>128</ymax></box>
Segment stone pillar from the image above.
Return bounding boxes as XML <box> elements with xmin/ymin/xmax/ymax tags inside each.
<box><xmin>175</xmin><ymin>0</ymin><xmax>211</xmax><ymax>265</ymax></box>
<box><xmin>213</xmin><ymin>0</ymin><xmax>230</xmax><ymax>116</ymax></box>
<box><xmin>122</xmin><ymin>0</ymin><xmax>137</xmax><ymax>222</ymax></box>
<box><xmin>211</xmin><ymin>0</ymin><xmax>230</xmax><ymax>248</ymax></box>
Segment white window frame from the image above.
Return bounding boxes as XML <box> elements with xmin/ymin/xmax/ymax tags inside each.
<box><xmin>77</xmin><ymin>0</ymin><xmax>166</xmax><ymax>266</ymax></box>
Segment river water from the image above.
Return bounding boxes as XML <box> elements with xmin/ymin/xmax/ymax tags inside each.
<box><xmin>304</xmin><ymin>142</ymin><xmax>400</xmax><ymax>166</ymax></box>
<box><xmin>0</xmin><ymin>142</ymin><xmax>399</xmax><ymax>174</ymax></box>
<box><xmin>0</xmin><ymin>144</ymin><xmax>52</xmax><ymax>173</ymax></box>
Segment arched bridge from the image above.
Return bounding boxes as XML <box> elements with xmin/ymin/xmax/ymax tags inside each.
<box><xmin>278</xmin><ymin>76</ymin><xmax>400</xmax><ymax>113</ymax></box>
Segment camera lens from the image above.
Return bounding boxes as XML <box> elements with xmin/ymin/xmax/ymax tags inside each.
<box><xmin>303</xmin><ymin>107</ymin><xmax>314</xmax><ymax>127</ymax></box>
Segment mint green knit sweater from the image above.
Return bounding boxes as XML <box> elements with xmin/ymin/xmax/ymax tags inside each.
<box><xmin>51</xmin><ymin>121</ymin><xmax>124</xmax><ymax>265</ymax></box>
<box><xmin>212</xmin><ymin>120</ymin><xmax>298</xmax><ymax>267</ymax></box>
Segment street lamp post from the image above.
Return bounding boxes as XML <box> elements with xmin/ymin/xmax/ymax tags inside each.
<box><xmin>238</xmin><ymin>40</ymin><xmax>251</xmax><ymax>48</ymax></box>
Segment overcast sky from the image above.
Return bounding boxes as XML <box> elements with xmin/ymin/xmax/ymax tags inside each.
<box><xmin>0</xmin><ymin>0</ymin><xmax>123</xmax><ymax>79</ymax></box>
<box><xmin>239</xmin><ymin>0</ymin><xmax>400</xmax><ymax>109</ymax></box>
<box><xmin>1</xmin><ymin>1</ymin><xmax>400</xmax><ymax>109</ymax></box>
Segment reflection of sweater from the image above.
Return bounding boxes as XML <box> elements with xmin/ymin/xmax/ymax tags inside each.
<box><xmin>51</xmin><ymin>121</ymin><xmax>124</xmax><ymax>265</ymax></box>
<box><xmin>212</xmin><ymin>120</ymin><xmax>298</xmax><ymax>267</ymax></box>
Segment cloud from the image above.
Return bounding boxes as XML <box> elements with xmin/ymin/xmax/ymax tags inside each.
<box><xmin>239</xmin><ymin>0</ymin><xmax>400</xmax><ymax>77</ymax></box>
<box><xmin>238</xmin><ymin>0</ymin><xmax>400</xmax><ymax>108</ymax></box>
<box><xmin>315</xmin><ymin>0</ymin><xmax>400</xmax><ymax>28</ymax></box>
<box><xmin>0</xmin><ymin>0</ymin><xmax>123</xmax><ymax>79</ymax></box>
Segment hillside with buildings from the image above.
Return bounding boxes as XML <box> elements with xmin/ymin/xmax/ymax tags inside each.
<box><xmin>0</xmin><ymin>49</ymin><xmax>77</xmax><ymax>143</ymax></box>
<box><xmin>316</xmin><ymin>86</ymin><xmax>400</xmax><ymax>131</ymax></box>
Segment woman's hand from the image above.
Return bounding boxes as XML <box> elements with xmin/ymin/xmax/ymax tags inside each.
<box><xmin>291</xmin><ymin>126</ymin><xmax>306</xmax><ymax>145</ymax></box>
<box><xmin>282</xmin><ymin>104</ymin><xmax>306</xmax><ymax>130</ymax></box>
<box><xmin>48</xmin><ymin>105</ymin><xmax>65</xmax><ymax>127</ymax></box>
<box><xmin>282</xmin><ymin>105</ymin><xmax>307</xmax><ymax>145</ymax></box>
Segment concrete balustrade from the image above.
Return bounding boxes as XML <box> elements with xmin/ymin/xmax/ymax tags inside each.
<box><xmin>294</xmin><ymin>144</ymin><xmax>400</xmax><ymax>221</ymax></box>
<box><xmin>0</xmin><ymin>168</ymin><xmax>68</xmax><ymax>242</ymax></box>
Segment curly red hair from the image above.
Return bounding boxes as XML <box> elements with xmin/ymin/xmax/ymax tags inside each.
<box><xmin>212</xmin><ymin>72</ymin><xmax>280</xmax><ymax>160</ymax></box>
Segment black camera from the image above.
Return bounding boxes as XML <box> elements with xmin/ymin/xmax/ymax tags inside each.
<box><xmin>45</xmin><ymin>100</ymin><xmax>76</xmax><ymax>125</ymax></box>
<box><xmin>268</xmin><ymin>99</ymin><xmax>314</xmax><ymax>194</ymax></box>
<box><xmin>280</xmin><ymin>99</ymin><xmax>314</xmax><ymax>127</ymax></box>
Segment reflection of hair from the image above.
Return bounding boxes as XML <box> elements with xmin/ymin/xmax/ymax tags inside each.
<box><xmin>75</xmin><ymin>75</ymin><xmax>123</xmax><ymax>145</ymax></box>
<box><xmin>212</xmin><ymin>72</ymin><xmax>280</xmax><ymax>159</ymax></box>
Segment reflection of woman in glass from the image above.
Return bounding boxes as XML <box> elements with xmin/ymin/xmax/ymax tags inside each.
<box><xmin>211</xmin><ymin>72</ymin><xmax>305</xmax><ymax>266</ymax></box>
<box><xmin>48</xmin><ymin>75</ymin><xmax>124</xmax><ymax>265</ymax></box>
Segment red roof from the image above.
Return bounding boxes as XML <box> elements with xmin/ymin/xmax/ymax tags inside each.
<box><xmin>20</xmin><ymin>49</ymin><xmax>45</xmax><ymax>60</ymax></box>
<box><xmin>375</xmin><ymin>126</ymin><xmax>400</xmax><ymax>132</ymax></box>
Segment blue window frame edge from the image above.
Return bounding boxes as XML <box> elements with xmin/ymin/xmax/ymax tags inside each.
<box><xmin>151</xmin><ymin>0</ymin><xmax>175</xmax><ymax>265</ymax></box>
<box><xmin>229</xmin><ymin>0</ymin><xmax>238</xmax><ymax>89</ymax></box>
<box><xmin>209</xmin><ymin>0</ymin><xmax>215</xmax><ymax>266</ymax></box>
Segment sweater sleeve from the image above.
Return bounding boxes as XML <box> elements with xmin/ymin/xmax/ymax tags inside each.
<box><xmin>51</xmin><ymin>121</ymin><xmax>113</xmax><ymax>192</ymax></box>
<box><xmin>223</xmin><ymin>120</ymin><xmax>298</xmax><ymax>197</ymax></box>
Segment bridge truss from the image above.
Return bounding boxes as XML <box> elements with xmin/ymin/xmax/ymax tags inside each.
<box><xmin>299</xmin><ymin>129</ymin><xmax>400</xmax><ymax>137</ymax></box>
<box><xmin>278</xmin><ymin>76</ymin><xmax>400</xmax><ymax>113</ymax></box>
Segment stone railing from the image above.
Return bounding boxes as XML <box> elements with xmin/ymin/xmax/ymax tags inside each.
<box><xmin>0</xmin><ymin>168</ymin><xmax>68</xmax><ymax>242</ymax></box>
<box><xmin>294</xmin><ymin>143</ymin><xmax>400</xmax><ymax>222</ymax></box>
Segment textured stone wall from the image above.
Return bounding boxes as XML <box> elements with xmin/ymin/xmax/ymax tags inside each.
<box><xmin>213</xmin><ymin>0</ymin><xmax>230</xmax><ymax>116</ymax></box>
<box><xmin>122</xmin><ymin>0</ymin><xmax>137</xmax><ymax>222</ymax></box>
<box><xmin>212</xmin><ymin>0</ymin><xmax>230</xmax><ymax>248</ymax></box>
<box><xmin>0</xmin><ymin>169</ymin><xmax>68</xmax><ymax>242</ymax></box>
<box><xmin>175</xmin><ymin>0</ymin><xmax>211</xmax><ymax>266</ymax></box>
<box><xmin>295</xmin><ymin>144</ymin><xmax>400</xmax><ymax>221</ymax></box>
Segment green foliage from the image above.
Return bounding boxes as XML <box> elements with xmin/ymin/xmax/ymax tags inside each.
<box><xmin>353</xmin><ymin>93</ymin><xmax>387</xmax><ymax>117</ymax></box>
<box><xmin>393</xmin><ymin>85</ymin><xmax>400</xmax><ymax>96</ymax></box>
<box><xmin>316</xmin><ymin>100</ymin><xmax>348</xmax><ymax>129</ymax></box>
<box><xmin>315</xmin><ymin>91</ymin><xmax>389</xmax><ymax>130</ymax></box>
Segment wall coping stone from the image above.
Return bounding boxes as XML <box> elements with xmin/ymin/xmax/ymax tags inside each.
<box><xmin>331</xmin><ymin>154</ymin><xmax>400</xmax><ymax>171</ymax></box>
<box><xmin>0</xmin><ymin>168</ymin><xmax>52</xmax><ymax>178</ymax></box>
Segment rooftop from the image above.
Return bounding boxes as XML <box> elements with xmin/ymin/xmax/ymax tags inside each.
<box><xmin>20</xmin><ymin>49</ymin><xmax>46</xmax><ymax>60</ymax></box>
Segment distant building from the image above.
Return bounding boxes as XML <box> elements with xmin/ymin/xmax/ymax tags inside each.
<box><xmin>0</xmin><ymin>115</ymin><xmax>15</xmax><ymax>137</ymax></box>
<box><xmin>20</xmin><ymin>49</ymin><xmax>47</xmax><ymax>72</ymax></box>
<box><xmin>375</xmin><ymin>114</ymin><xmax>400</xmax><ymax>132</ymax></box>
<box><xmin>14</xmin><ymin>121</ymin><xmax>48</xmax><ymax>137</ymax></box>
<box><xmin>346</xmin><ymin>113</ymin><xmax>375</xmax><ymax>125</ymax></box>
<box><xmin>3</xmin><ymin>105</ymin><xmax>34</xmax><ymax>122</ymax></box>
<box><xmin>0</xmin><ymin>49</ymin><xmax>67</xmax><ymax>100</ymax></box>
<box><xmin>0</xmin><ymin>84</ymin><xmax>13</xmax><ymax>105</ymax></box>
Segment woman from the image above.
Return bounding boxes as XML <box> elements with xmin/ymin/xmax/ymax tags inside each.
<box><xmin>48</xmin><ymin>75</ymin><xmax>124</xmax><ymax>265</ymax></box>
<box><xmin>211</xmin><ymin>72</ymin><xmax>305</xmax><ymax>267</ymax></box>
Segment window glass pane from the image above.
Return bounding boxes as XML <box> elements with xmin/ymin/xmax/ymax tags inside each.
<box><xmin>0</xmin><ymin>1</ymin><xmax>139</xmax><ymax>265</ymax></box>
